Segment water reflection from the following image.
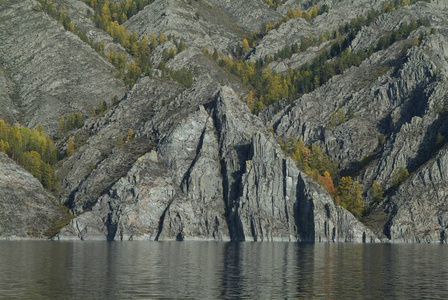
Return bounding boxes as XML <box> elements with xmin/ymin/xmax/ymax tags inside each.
<box><xmin>0</xmin><ymin>241</ymin><xmax>447</xmax><ymax>299</ymax></box>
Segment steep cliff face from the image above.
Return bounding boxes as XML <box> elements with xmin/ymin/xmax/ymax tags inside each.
<box><xmin>0</xmin><ymin>152</ymin><xmax>66</xmax><ymax>239</ymax></box>
<box><xmin>1</xmin><ymin>0</ymin><xmax>447</xmax><ymax>243</ymax></box>
<box><xmin>379</xmin><ymin>146</ymin><xmax>448</xmax><ymax>243</ymax></box>
<box><xmin>55</xmin><ymin>85</ymin><xmax>376</xmax><ymax>242</ymax></box>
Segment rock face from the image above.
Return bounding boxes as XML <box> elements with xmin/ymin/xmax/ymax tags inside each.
<box><xmin>55</xmin><ymin>85</ymin><xmax>376</xmax><ymax>243</ymax></box>
<box><xmin>381</xmin><ymin>147</ymin><xmax>448</xmax><ymax>243</ymax></box>
<box><xmin>1</xmin><ymin>0</ymin><xmax>447</xmax><ymax>243</ymax></box>
<box><xmin>0</xmin><ymin>152</ymin><xmax>66</xmax><ymax>239</ymax></box>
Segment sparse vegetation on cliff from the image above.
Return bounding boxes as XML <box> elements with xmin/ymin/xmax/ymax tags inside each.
<box><xmin>0</xmin><ymin>119</ymin><xmax>57</xmax><ymax>190</ymax></box>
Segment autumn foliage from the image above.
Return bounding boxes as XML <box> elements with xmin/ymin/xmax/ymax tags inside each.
<box><xmin>279</xmin><ymin>136</ymin><xmax>365</xmax><ymax>218</ymax></box>
<box><xmin>0</xmin><ymin>120</ymin><xmax>58</xmax><ymax>190</ymax></box>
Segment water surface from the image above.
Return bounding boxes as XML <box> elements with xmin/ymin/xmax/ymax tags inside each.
<box><xmin>0</xmin><ymin>241</ymin><xmax>446</xmax><ymax>299</ymax></box>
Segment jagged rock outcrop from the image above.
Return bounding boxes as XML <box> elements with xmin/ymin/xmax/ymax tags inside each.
<box><xmin>213</xmin><ymin>87</ymin><xmax>376</xmax><ymax>242</ymax></box>
<box><xmin>0</xmin><ymin>152</ymin><xmax>66</xmax><ymax>239</ymax></box>
<box><xmin>271</xmin><ymin>5</ymin><xmax>448</xmax><ymax>181</ymax></box>
<box><xmin>58</xmin><ymin>0</ymin><xmax>133</xmax><ymax>62</ymax></box>
<box><xmin>376</xmin><ymin>146</ymin><xmax>448</xmax><ymax>243</ymax></box>
<box><xmin>55</xmin><ymin>85</ymin><xmax>376</xmax><ymax>242</ymax></box>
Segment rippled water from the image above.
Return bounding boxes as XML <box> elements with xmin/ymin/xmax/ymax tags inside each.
<box><xmin>0</xmin><ymin>241</ymin><xmax>447</xmax><ymax>299</ymax></box>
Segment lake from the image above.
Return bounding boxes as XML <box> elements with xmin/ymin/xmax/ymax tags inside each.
<box><xmin>0</xmin><ymin>241</ymin><xmax>447</xmax><ymax>299</ymax></box>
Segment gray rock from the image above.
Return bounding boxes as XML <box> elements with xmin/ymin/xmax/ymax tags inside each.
<box><xmin>383</xmin><ymin>147</ymin><xmax>448</xmax><ymax>243</ymax></box>
<box><xmin>213</xmin><ymin>88</ymin><xmax>376</xmax><ymax>242</ymax></box>
<box><xmin>58</xmin><ymin>85</ymin><xmax>376</xmax><ymax>243</ymax></box>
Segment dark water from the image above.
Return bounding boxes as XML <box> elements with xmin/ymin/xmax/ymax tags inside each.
<box><xmin>0</xmin><ymin>242</ymin><xmax>447</xmax><ymax>299</ymax></box>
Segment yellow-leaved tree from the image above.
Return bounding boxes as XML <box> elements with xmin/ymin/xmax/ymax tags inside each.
<box><xmin>66</xmin><ymin>136</ymin><xmax>75</xmax><ymax>156</ymax></box>
<box><xmin>335</xmin><ymin>176</ymin><xmax>364</xmax><ymax>218</ymax></box>
<box><xmin>242</xmin><ymin>38</ymin><xmax>250</xmax><ymax>53</ymax></box>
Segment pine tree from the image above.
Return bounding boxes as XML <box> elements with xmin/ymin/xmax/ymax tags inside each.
<box><xmin>125</xmin><ymin>62</ymin><xmax>142</xmax><ymax>87</ymax></box>
<box><xmin>66</xmin><ymin>136</ymin><xmax>75</xmax><ymax>156</ymax></box>
<box><xmin>392</xmin><ymin>167</ymin><xmax>409</xmax><ymax>187</ymax></box>
<box><xmin>286</xmin><ymin>8</ymin><xmax>296</xmax><ymax>20</ymax></box>
<box><xmin>42</xmin><ymin>163</ymin><xmax>56</xmax><ymax>190</ymax></box>
<box><xmin>336</xmin><ymin>176</ymin><xmax>364</xmax><ymax>218</ymax></box>
<box><xmin>158</xmin><ymin>32</ymin><xmax>166</xmax><ymax>44</ymax></box>
<box><xmin>126</xmin><ymin>128</ymin><xmax>134</xmax><ymax>141</ymax></box>
<box><xmin>28</xmin><ymin>151</ymin><xmax>43</xmax><ymax>181</ymax></box>
<box><xmin>0</xmin><ymin>140</ymin><xmax>9</xmax><ymax>152</ymax></box>
<box><xmin>99</xmin><ymin>42</ymin><xmax>105</xmax><ymax>56</ymax></box>
<box><xmin>242</xmin><ymin>38</ymin><xmax>250</xmax><ymax>53</ymax></box>
<box><xmin>97</xmin><ymin>101</ymin><xmax>104</xmax><ymax>114</ymax></box>
<box><xmin>212</xmin><ymin>49</ymin><xmax>219</xmax><ymax>61</ymax></box>
<box><xmin>311</xmin><ymin>5</ymin><xmax>318</xmax><ymax>18</ymax></box>
<box><xmin>76</xmin><ymin>112</ymin><xmax>83</xmax><ymax>128</ymax></box>
<box><xmin>0</xmin><ymin>118</ymin><xmax>57</xmax><ymax>190</ymax></box>
<box><xmin>58</xmin><ymin>116</ymin><xmax>65</xmax><ymax>138</ymax></box>
<box><xmin>8</xmin><ymin>126</ymin><xmax>22</xmax><ymax>160</ymax></box>
<box><xmin>89</xmin><ymin>105</ymin><xmax>96</xmax><ymax>117</ymax></box>
<box><xmin>68</xmin><ymin>22</ymin><xmax>76</xmax><ymax>33</ymax></box>
<box><xmin>150</xmin><ymin>32</ymin><xmax>158</xmax><ymax>48</ymax></box>
<box><xmin>245</xmin><ymin>91</ymin><xmax>255</xmax><ymax>112</ymax></box>
<box><xmin>117</xmin><ymin>133</ymin><xmax>124</xmax><ymax>147</ymax></box>
<box><xmin>0</xmin><ymin>119</ymin><xmax>9</xmax><ymax>140</ymax></box>
<box><xmin>371</xmin><ymin>180</ymin><xmax>383</xmax><ymax>202</ymax></box>
<box><xmin>107</xmin><ymin>46</ymin><xmax>116</xmax><ymax>63</ymax></box>
<box><xmin>67</xmin><ymin>113</ymin><xmax>76</xmax><ymax>130</ymax></box>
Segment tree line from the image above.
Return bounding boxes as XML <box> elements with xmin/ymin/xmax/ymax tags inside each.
<box><xmin>83</xmin><ymin>0</ymin><xmax>154</xmax><ymax>24</ymax></box>
<box><xmin>0</xmin><ymin>120</ymin><xmax>58</xmax><ymax>190</ymax></box>
<box><xmin>58</xmin><ymin>112</ymin><xmax>84</xmax><ymax>139</ymax></box>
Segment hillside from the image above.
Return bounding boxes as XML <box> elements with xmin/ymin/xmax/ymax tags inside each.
<box><xmin>0</xmin><ymin>0</ymin><xmax>447</xmax><ymax>243</ymax></box>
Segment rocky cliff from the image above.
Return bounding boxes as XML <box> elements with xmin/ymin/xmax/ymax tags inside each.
<box><xmin>0</xmin><ymin>0</ymin><xmax>447</xmax><ymax>243</ymax></box>
<box><xmin>55</xmin><ymin>85</ymin><xmax>377</xmax><ymax>242</ymax></box>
